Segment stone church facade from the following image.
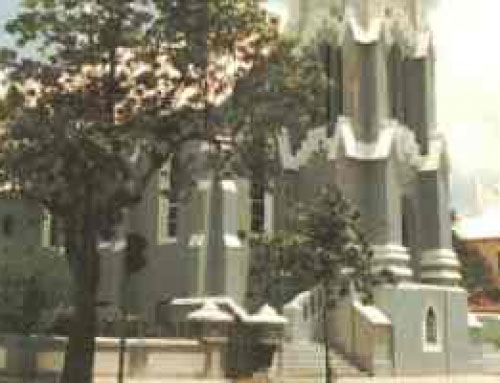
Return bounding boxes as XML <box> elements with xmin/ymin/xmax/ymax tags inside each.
<box><xmin>276</xmin><ymin>0</ymin><xmax>479</xmax><ymax>374</ymax></box>
<box><xmin>98</xmin><ymin>0</ymin><xmax>482</xmax><ymax>375</ymax></box>
<box><xmin>99</xmin><ymin>0</ymin><xmax>483</xmax><ymax>375</ymax></box>
<box><xmin>0</xmin><ymin>0</ymin><xmax>487</xmax><ymax>377</ymax></box>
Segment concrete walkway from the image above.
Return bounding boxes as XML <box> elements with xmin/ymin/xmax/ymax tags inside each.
<box><xmin>293</xmin><ymin>376</ymin><xmax>498</xmax><ymax>383</ymax></box>
<box><xmin>94</xmin><ymin>375</ymin><xmax>500</xmax><ymax>383</ymax></box>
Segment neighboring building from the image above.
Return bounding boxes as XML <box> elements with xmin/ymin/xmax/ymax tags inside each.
<box><xmin>455</xmin><ymin>208</ymin><xmax>500</xmax><ymax>285</ymax></box>
<box><xmin>454</xmin><ymin>208</ymin><xmax>500</xmax><ymax>312</ymax></box>
<box><xmin>0</xmin><ymin>198</ymin><xmax>70</xmax><ymax>332</ymax></box>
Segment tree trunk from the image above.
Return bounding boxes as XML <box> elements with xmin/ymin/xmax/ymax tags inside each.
<box><xmin>323</xmin><ymin>280</ymin><xmax>334</xmax><ymax>383</ymax></box>
<box><xmin>323</xmin><ymin>303</ymin><xmax>333</xmax><ymax>383</ymax></box>
<box><xmin>60</xmin><ymin>211</ymin><xmax>100</xmax><ymax>383</ymax></box>
<box><xmin>60</xmin><ymin>276</ymin><xmax>98</xmax><ymax>383</ymax></box>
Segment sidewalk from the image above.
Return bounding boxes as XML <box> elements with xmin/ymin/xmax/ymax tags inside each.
<box><xmin>294</xmin><ymin>376</ymin><xmax>499</xmax><ymax>383</ymax></box>
<box><xmin>94</xmin><ymin>375</ymin><xmax>500</xmax><ymax>383</ymax></box>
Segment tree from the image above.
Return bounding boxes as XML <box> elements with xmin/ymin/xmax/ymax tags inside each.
<box><xmin>253</xmin><ymin>186</ymin><xmax>374</xmax><ymax>382</ymax></box>
<box><xmin>0</xmin><ymin>1</ymin><xmax>274</xmax><ymax>382</ymax></box>
<box><xmin>0</xmin><ymin>1</ymin><xmax>345</xmax><ymax>381</ymax></box>
<box><xmin>290</xmin><ymin>187</ymin><xmax>373</xmax><ymax>297</ymax></box>
<box><xmin>452</xmin><ymin>231</ymin><xmax>500</xmax><ymax>303</ymax></box>
<box><xmin>215</xmin><ymin>33</ymin><xmax>336</xmax><ymax>186</ymax></box>
<box><xmin>0</xmin><ymin>237</ymin><xmax>70</xmax><ymax>334</ymax></box>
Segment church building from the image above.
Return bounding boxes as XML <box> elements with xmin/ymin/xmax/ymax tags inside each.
<box><xmin>99</xmin><ymin>0</ymin><xmax>485</xmax><ymax>375</ymax></box>
<box><xmin>0</xmin><ymin>0</ymin><xmax>489</xmax><ymax>377</ymax></box>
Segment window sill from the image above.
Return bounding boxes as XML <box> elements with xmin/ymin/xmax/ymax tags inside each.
<box><xmin>43</xmin><ymin>245</ymin><xmax>65</xmax><ymax>254</ymax></box>
<box><xmin>158</xmin><ymin>237</ymin><xmax>178</xmax><ymax>245</ymax></box>
<box><xmin>423</xmin><ymin>343</ymin><xmax>442</xmax><ymax>353</ymax></box>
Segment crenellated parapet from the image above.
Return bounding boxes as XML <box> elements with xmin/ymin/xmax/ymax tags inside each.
<box><xmin>279</xmin><ymin>117</ymin><xmax>425</xmax><ymax>172</ymax></box>
<box><xmin>288</xmin><ymin>0</ymin><xmax>433</xmax><ymax>54</ymax></box>
<box><xmin>278</xmin><ymin>115</ymin><xmax>460</xmax><ymax>285</ymax></box>
<box><xmin>285</xmin><ymin>0</ymin><xmax>437</xmax><ymax>149</ymax></box>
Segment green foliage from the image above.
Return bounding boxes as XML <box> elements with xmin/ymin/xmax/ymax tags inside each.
<box><xmin>0</xmin><ymin>1</ymin><xmax>276</xmax><ymax>382</ymax></box>
<box><xmin>125</xmin><ymin>232</ymin><xmax>147</xmax><ymax>275</ymax></box>
<box><xmin>0</xmin><ymin>0</ymin><xmax>276</xmax><ymax>223</ymax></box>
<box><xmin>0</xmin><ymin>0</ymin><xmax>333</xmax><ymax>217</ymax></box>
<box><xmin>0</xmin><ymin>248</ymin><xmax>70</xmax><ymax>334</ymax></box>
<box><xmin>480</xmin><ymin>319</ymin><xmax>500</xmax><ymax>349</ymax></box>
<box><xmin>0</xmin><ymin>1</ymin><xmax>343</xmax><ymax>380</ymax></box>
<box><xmin>250</xmin><ymin>186</ymin><xmax>375</xmax><ymax>309</ymax></box>
<box><xmin>452</xmin><ymin>232</ymin><xmax>492</xmax><ymax>293</ymax></box>
<box><xmin>290</xmin><ymin>186</ymin><xmax>374</xmax><ymax>305</ymax></box>
<box><xmin>220</xmin><ymin>36</ymin><xmax>331</xmax><ymax>184</ymax></box>
<box><xmin>247</xmin><ymin>233</ymin><xmax>298</xmax><ymax>310</ymax></box>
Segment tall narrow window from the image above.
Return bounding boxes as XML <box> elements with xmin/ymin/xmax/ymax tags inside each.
<box><xmin>158</xmin><ymin>195</ymin><xmax>169</xmax><ymax>243</ymax></box>
<box><xmin>425</xmin><ymin>307</ymin><xmax>438</xmax><ymax>345</ymax></box>
<box><xmin>167</xmin><ymin>184</ymin><xmax>179</xmax><ymax>238</ymax></box>
<box><xmin>402</xmin><ymin>206</ymin><xmax>410</xmax><ymax>249</ymax></box>
<box><xmin>42</xmin><ymin>211</ymin><xmax>62</xmax><ymax>248</ymax></box>
<box><xmin>325</xmin><ymin>45</ymin><xmax>344</xmax><ymax>136</ymax></box>
<box><xmin>250</xmin><ymin>182</ymin><xmax>265</xmax><ymax>233</ymax></box>
<box><xmin>158</xmin><ymin>159</ymin><xmax>179</xmax><ymax>244</ymax></box>
<box><xmin>2</xmin><ymin>215</ymin><xmax>14</xmax><ymax>237</ymax></box>
<box><xmin>387</xmin><ymin>45</ymin><xmax>404</xmax><ymax>121</ymax></box>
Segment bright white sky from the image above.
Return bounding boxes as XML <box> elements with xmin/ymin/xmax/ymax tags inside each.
<box><xmin>427</xmin><ymin>0</ymin><xmax>500</xmax><ymax>213</ymax></box>
<box><xmin>430</xmin><ymin>0</ymin><xmax>500</xmax><ymax>174</ymax></box>
<box><xmin>1</xmin><ymin>0</ymin><xmax>500</xmax><ymax>212</ymax></box>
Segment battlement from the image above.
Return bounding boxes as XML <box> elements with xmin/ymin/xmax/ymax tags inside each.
<box><xmin>284</xmin><ymin>0</ymin><xmax>429</xmax><ymax>39</ymax></box>
<box><xmin>346</xmin><ymin>0</ymin><xmax>426</xmax><ymax>29</ymax></box>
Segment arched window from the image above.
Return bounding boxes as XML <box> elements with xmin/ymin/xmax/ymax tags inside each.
<box><xmin>425</xmin><ymin>307</ymin><xmax>438</xmax><ymax>345</ymax></box>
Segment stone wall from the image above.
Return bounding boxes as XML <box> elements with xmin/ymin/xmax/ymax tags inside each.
<box><xmin>0</xmin><ymin>335</ymin><xmax>229</xmax><ymax>381</ymax></box>
<box><xmin>330</xmin><ymin>297</ymin><xmax>393</xmax><ymax>375</ymax></box>
<box><xmin>373</xmin><ymin>283</ymin><xmax>478</xmax><ymax>375</ymax></box>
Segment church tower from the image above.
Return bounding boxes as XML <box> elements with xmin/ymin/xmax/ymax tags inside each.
<box><xmin>277</xmin><ymin>0</ymin><xmax>477</xmax><ymax>375</ymax></box>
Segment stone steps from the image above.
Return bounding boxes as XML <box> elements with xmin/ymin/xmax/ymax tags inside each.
<box><xmin>278</xmin><ymin>342</ymin><xmax>366</xmax><ymax>378</ymax></box>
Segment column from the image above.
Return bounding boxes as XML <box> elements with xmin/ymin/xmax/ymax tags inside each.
<box><xmin>418</xmin><ymin>169</ymin><xmax>461</xmax><ymax>285</ymax></box>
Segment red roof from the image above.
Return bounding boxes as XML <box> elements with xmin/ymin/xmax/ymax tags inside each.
<box><xmin>468</xmin><ymin>291</ymin><xmax>500</xmax><ymax>313</ymax></box>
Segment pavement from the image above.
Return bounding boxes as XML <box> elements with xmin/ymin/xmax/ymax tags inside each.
<box><xmin>280</xmin><ymin>376</ymin><xmax>500</xmax><ymax>383</ymax></box>
<box><xmin>93</xmin><ymin>375</ymin><xmax>500</xmax><ymax>383</ymax></box>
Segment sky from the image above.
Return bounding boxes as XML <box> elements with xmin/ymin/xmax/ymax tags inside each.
<box><xmin>427</xmin><ymin>0</ymin><xmax>500</xmax><ymax>214</ymax></box>
<box><xmin>0</xmin><ymin>0</ymin><xmax>20</xmax><ymax>48</ymax></box>
<box><xmin>1</xmin><ymin>0</ymin><xmax>499</xmax><ymax>214</ymax></box>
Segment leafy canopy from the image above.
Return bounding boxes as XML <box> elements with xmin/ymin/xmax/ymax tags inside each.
<box><xmin>0</xmin><ymin>0</ymin><xmax>275</xmax><ymax>232</ymax></box>
<box><xmin>250</xmin><ymin>186</ymin><xmax>375</xmax><ymax>308</ymax></box>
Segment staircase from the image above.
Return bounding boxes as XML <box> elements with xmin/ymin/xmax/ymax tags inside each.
<box><xmin>276</xmin><ymin>341</ymin><xmax>367</xmax><ymax>378</ymax></box>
